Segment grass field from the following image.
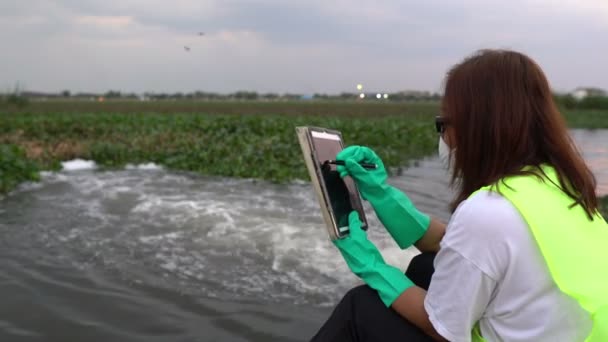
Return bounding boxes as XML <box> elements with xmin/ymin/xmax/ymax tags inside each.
<box><xmin>1</xmin><ymin>100</ymin><xmax>608</xmax><ymax>217</ymax></box>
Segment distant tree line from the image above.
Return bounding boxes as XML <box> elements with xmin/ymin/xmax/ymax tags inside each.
<box><xmin>8</xmin><ymin>89</ymin><xmax>444</xmax><ymax>102</ymax></box>
<box><xmin>3</xmin><ymin>88</ymin><xmax>607</xmax><ymax>109</ymax></box>
<box><xmin>554</xmin><ymin>95</ymin><xmax>608</xmax><ymax>110</ymax></box>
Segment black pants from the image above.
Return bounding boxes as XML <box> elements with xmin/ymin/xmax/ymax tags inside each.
<box><xmin>310</xmin><ymin>252</ymin><xmax>436</xmax><ymax>342</ymax></box>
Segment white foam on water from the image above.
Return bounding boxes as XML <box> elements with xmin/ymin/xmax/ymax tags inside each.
<box><xmin>38</xmin><ymin>172</ymin><xmax>71</xmax><ymax>184</ymax></box>
<box><xmin>289</xmin><ymin>179</ymin><xmax>310</xmax><ymax>186</ymax></box>
<box><xmin>127</xmin><ymin>186</ymin><xmax>349</xmax><ymax>303</ymax></box>
<box><xmin>139</xmin><ymin>232</ymin><xmax>183</xmax><ymax>244</ymax></box>
<box><xmin>125</xmin><ymin>163</ymin><xmax>163</xmax><ymax>170</ymax></box>
<box><xmin>11</xmin><ymin>180</ymin><xmax>45</xmax><ymax>192</ymax></box>
<box><xmin>61</xmin><ymin>159</ymin><xmax>97</xmax><ymax>171</ymax></box>
<box><xmin>266</xmin><ymin>220</ymin><xmax>358</xmax><ymax>301</ymax></box>
<box><xmin>57</xmin><ymin>228</ymin><xmax>83</xmax><ymax>242</ymax></box>
<box><xmin>131</xmin><ymin>197</ymin><xmax>162</xmax><ymax>213</ymax></box>
<box><xmin>159</xmin><ymin>259</ymin><xmax>178</xmax><ymax>272</ymax></box>
<box><xmin>265</xmin><ymin>217</ymin><xmax>421</xmax><ymax>304</ymax></box>
<box><xmin>132</xmin><ymin>197</ymin><xmax>206</xmax><ymax>213</ymax></box>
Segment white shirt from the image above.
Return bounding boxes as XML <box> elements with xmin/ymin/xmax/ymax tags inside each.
<box><xmin>424</xmin><ymin>191</ymin><xmax>592</xmax><ymax>342</ymax></box>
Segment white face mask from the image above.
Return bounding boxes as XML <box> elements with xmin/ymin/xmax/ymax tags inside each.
<box><xmin>438</xmin><ymin>136</ymin><xmax>452</xmax><ymax>170</ymax></box>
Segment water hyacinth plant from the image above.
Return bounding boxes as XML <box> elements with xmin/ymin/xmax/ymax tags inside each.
<box><xmin>0</xmin><ymin>144</ymin><xmax>40</xmax><ymax>193</ymax></box>
<box><xmin>0</xmin><ymin>111</ymin><xmax>438</xmax><ymax>185</ymax></box>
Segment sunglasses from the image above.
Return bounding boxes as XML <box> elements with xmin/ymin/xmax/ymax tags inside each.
<box><xmin>435</xmin><ymin>116</ymin><xmax>449</xmax><ymax>134</ymax></box>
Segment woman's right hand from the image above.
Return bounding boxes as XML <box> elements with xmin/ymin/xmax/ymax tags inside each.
<box><xmin>335</xmin><ymin>145</ymin><xmax>389</xmax><ymax>200</ymax></box>
<box><xmin>336</xmin><ymin>145</ymin><xmax>432</xmax><ymax>250</ymax></box>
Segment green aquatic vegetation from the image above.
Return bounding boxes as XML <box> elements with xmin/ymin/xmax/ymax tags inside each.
<box><xmin>1</xmin><ymin>101</ymin><xmax>607</xmax><ymax>194</ymax></box>
<box><xmin>563</xmin><ymin>110</ymin><xmax>608</xmax><ymax>129</ymax></box>
<box><xmin>0</xmin><ymin>144</ymin><xmax>40</xmax><ymax>193</ymax></box>
<box><xmin>0</xmin><ymin>112</ymin><xmax>438</xmax><ymax>188</ymax></box>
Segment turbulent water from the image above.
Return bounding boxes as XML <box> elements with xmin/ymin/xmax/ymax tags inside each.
<box><xmin>1</xmin><ymin>130</ymin><xmax>607</xmax><ymax>341</ymax></box>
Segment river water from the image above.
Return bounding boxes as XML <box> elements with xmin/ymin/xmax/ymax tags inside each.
<box><xmin>1</xmin><ymin>129</ymin><xmax>606</xmax><ymax>341</ymax></box>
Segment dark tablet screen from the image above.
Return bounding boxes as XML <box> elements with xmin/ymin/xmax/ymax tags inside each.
<box><xmin>310</xmin><ymin>130</ymin><xmax>367</xmax><ymax>235</ymax></box>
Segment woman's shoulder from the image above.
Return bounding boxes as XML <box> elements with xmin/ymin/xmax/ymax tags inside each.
<box><xmin>442</xmin><ymin>190</ymin><xmax>532</xmax><ymax>279</ymax></box>
<box><xmin>449</xmin><ymin>190</ymin><xmax>529</xmax><ymax>239</ymax></box>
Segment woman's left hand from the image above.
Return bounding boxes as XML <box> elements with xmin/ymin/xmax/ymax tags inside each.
<box><xmin>334</xmin><ymin>211</ymin><xmax>414</xmax><ymax>307</ymax></box>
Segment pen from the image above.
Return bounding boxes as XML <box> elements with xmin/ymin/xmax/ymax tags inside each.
<box><xmin>325</xmin><ymin>160</ymin><xmax>378</xmax><ymax>169</ymax></box>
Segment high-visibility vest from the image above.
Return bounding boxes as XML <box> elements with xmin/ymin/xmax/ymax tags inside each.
<box><xmin>470</xmin><ymin>165</ymin><xmax>608</xmax><ymax>342</ymax></box>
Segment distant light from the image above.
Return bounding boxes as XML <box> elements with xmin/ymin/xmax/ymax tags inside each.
<box><xmin>357</xmin><ymin>84</ymin><xmax>363</xmax><ymax>90</ymax></box>
<box><xmin>383</xmin><ymin>94</ymin><xmax>389</xmax><ymax>99</ymax></box>
<box><xmin>359</xmin><ymin>93</ymin><xmax>365</xmax><ymax>99</ymax></box>
<box><xmin>376</xmin><ymin>93</ymin><xmax>381</xmax><ymax>99</ymax></box>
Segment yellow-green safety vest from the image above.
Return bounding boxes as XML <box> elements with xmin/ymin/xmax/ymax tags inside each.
<box><xmin>470</xmin><ymin>165</ymin><xmax>608</xmax><ymax>342</ymax></box>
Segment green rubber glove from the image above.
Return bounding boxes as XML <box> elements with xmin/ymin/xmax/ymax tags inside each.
<box><xmin>336</xmin><ymin>145</ymin><xmax>430</xmax><ymax>249</ymax></box>
<box><xmin>334</xmin><ymin>211</ymin><xmax>414</xmax><ymax>307</ymax></box>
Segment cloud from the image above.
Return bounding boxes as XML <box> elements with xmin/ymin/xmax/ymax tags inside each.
<box><xmin>0</xmin><ymin>0</ymin><xmax>607</xmax><ymax>93</ymax></box>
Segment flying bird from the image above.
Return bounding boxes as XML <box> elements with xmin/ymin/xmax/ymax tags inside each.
<box><xmin>184</xmin><ymin>46</ymin><xmax>191</xmax><ymax>52</ymax></box>
<box><xmin>198</xmin><ymin>32</ymin><xmax>205</xmax><ymax>36</ymax></box>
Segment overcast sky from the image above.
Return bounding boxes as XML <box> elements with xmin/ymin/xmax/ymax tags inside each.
<box><xmin>1</xmin><ymin>0</ymin><xmax>607</xmax><ymax>94</ymax></box>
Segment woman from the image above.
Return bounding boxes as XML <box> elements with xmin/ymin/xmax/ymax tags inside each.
<box><xmin>311</xmin><ymin>49</ymin><xmax>608</xmax><ymax>341</ymax></box>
